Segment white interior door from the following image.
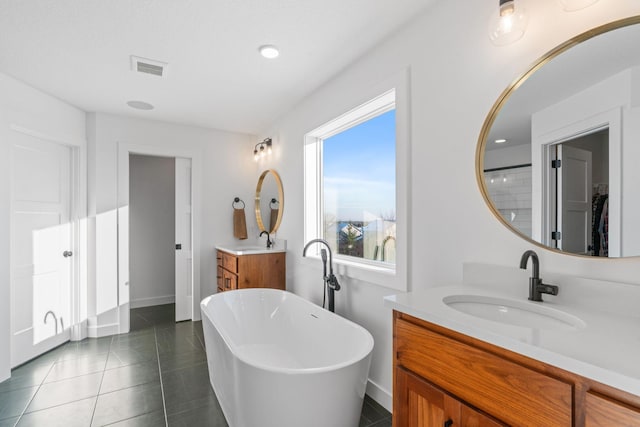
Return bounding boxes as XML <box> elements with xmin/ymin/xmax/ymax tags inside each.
<box><xmin>175</xmin><ymin>157</ymin><xmax>193</xmax><ymax>322</ymax></box>
<box><xmin>10</xmin><ymin>133</ymin><xmax>73</xmax><ymax>366</ymax></box>
<box><xmin>557</xmin><ymin>144</ymin><xmax>593</xmax><ymax>254</ymax></box>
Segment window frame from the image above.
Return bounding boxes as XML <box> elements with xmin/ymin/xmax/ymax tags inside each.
<box><xmin>304</xmin><ymin>70</ymin><xmax>409</xmax><ymax>291</ymax></box>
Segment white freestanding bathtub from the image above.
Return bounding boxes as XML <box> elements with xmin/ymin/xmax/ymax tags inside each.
<box><xmin>200</xmin><ymin>288</ymin><xmax>374</xmax><ymax>427</ymax></box>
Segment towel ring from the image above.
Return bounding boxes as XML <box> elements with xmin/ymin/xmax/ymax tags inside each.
<box><xmin>232</xmin><ymin>197</ymin><xmax>245</xmax><ymax>209</ymax></box>
<box><xmin>270</xmin><ymin>198</ymin><xmax>279</xmax><ymax>209</ymax></box>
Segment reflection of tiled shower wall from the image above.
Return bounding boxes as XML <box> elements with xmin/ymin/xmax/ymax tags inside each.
<box><xmin>484</xmin><ymin>166</ymin><xmax>532</xmax><ymax>238</ymax></box>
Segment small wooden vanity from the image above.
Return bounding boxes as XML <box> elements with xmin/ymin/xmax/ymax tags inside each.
<box><xmin>216</xmin><ymin>248</ymin><xmax>285</xmax><ymax>293</ymax></box>
<box><xmin>392</xmin><ymin>311</ymin><xmax>640</xmax><ymax>427</ymax></box>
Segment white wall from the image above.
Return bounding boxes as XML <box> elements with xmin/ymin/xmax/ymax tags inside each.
<box><xmin>0</xmin><ymin>72</ymin><xmax>86</xmax><ymax>381</ymax></box>
<box><xmin>86</xmin><ymin>113</ymin><xmax>255</xmax><ymax>335</ymax></box>
<box><xmin>484</xmin><ymin>144</ymin><xmax>531</xmax><ymax>169</ymax></box>
<box><xmin>129</xmin><ymin>154</ymin><xmax>176</xmax><ymax>308</ymax></box>
<box><xmin>258</xmin><ymin>0</ymin><xmax>640</xmax><ymax>410</ymax></box>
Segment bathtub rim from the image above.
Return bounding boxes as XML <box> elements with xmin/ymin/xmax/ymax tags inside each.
<box><xmin>200</xmin><ymin>288</ymin><xmax>375</xmax><ymax>375</ymax></box>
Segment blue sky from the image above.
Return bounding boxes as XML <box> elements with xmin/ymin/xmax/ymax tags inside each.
<box><xmin>323</xmin><ymin>109</ymin><xmax>396</xmax><ymax>222</ymax></box>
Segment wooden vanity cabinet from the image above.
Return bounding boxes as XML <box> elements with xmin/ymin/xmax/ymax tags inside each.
<box><xmin>216</xmin><ymin>249</ymin><xmax>285</xmax><ymax>293</ymax></box>
<box><xmin>393</xmin><ymin>311</ymin><xmax>640</xmax><ymax>427</ymax></box>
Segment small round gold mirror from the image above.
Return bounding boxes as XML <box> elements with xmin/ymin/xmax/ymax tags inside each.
<box><xmin>255</xmin><ymin>169</ymin><xmax>284</xmax><ymax>233</ymax></box>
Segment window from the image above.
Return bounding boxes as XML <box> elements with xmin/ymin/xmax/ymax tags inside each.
<box><xmin>305</xmin><ymin>90</ymin><xmax>397</xmax><ymax>271</ymax></box>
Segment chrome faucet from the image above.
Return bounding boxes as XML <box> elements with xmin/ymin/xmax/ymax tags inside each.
<box><xmin>302</xmin><ymin>239</ymin><xmax>341</xmax><ymax>312</ymax></box>
<box><xmin>260</xmin><ymin>230</ymin><xmax>272</xmax><ymax>248</ymax></box>
<box><xmin>519</xmin><ymin>250</ymin><xmax>559</xmax><ymax>302</ymax></box>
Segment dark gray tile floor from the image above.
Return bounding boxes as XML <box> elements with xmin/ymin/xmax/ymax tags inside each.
<box><xmin>0</xmin><ymin>304</ymin><xmax>391</xmax><ymax>426</ymax></box>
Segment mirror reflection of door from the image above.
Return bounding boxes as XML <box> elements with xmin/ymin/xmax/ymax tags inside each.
<box><xmin>546</xmin><ymin>129</ymin><xmax>609</xmax><ymax>256</ymax></box>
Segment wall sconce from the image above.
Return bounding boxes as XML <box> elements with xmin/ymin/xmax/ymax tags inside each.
<box><xmin>489</xmin><ymin>0</ymin><xmax>529</xmax><ymax>46</ymax></box>
<box><xmin>253</xmin><ymin>138</ymin><xmax>273</xmax><ymax>161</ymax></box>
<box><xmin>557</xmin><ymin>0</ymin><xmax>599</xmax><ymax>11</ymax></box>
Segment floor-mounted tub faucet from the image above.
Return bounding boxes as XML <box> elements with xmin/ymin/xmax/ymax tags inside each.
<box><xmin>519</xmin><ymin>250</ymin><xmax>559</xmax><ymax>302</ymax></box>
<box><xmin>302</xmin><ymin>239</ymin><xmax>341</xmax><ymax>312</ymax></box>
<box><xmin>44</xmin><ymin>310</ymin><xmax>59</xmax><ymax>335</ymax></box>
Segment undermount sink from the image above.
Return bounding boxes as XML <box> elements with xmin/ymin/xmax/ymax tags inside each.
<box><xmin>443</xmin><ymin>294</ymin><xmax>586</xmax><ymax>331</ymax></box>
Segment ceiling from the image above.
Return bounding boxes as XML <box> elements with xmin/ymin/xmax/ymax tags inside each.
<box><xmin>0</xmin><ymin>0</ymin><xmax>436</xmax><ymax>135</ymax></box>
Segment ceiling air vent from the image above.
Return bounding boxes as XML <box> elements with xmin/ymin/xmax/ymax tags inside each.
<box><xmin>130</xmin><ymin>55</ymin><xmax>167</xmax><ymax>77</ymax></box>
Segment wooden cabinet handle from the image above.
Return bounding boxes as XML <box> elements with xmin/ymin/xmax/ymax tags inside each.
<box><xmin>444</xmin><ymin>420</ymin><xmax>453</xmax><ymax>427</ymax></box>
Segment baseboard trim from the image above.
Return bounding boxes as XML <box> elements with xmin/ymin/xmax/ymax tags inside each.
<box><xmin>87</xmin><ymin>321</ymin><xmax>119</xmax><ymax>338</ymax></box>
<box><xmin>130</xmin><ymin>295</ymin><xmax>175</xmax><ymax>309</ymax></box>
<box><xmin>366</xmin><ymin>379</ymin><xmax>392</xmax><ymax>412</ymax></box>
<box><xmin>70</xmin><ymin>320</ymin><xmax>88</xmax><ymax>341</ymax></box>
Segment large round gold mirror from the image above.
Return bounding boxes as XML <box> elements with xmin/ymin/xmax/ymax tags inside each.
<box><xmin>477</xmin><ymin>16</ymin><xmax>640</xmax><ymax>258</ymax></box>
<box><xmin>255</xmin><ymin>169</ymin><xmax>284</xmax><ymax>233</ymax></box>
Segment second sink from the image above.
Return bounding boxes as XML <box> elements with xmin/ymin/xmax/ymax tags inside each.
<box><xmin>443</xmin><ymin>294</ymin><xmax>586</xmax><ymax>331</ymax></box>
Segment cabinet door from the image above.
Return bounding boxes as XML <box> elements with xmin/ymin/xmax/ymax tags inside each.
<box><xmin>585</xmin><ymin>391</ymin><xmax>640</xmax><ymax>426</ymax></box>
<box><xmin>237</xmin><ymin>253</ymin><xmax>285</xmax><ymax>290</ymax></box>
<box><xmin>395</xmin><ymin>367</ymin><xmax>505</xmax><ymax>427</ymax></box>
<box><xmin>395</xmin><ymin>367</ymin><xmax>451</xmax><ymax>427</ymax></box>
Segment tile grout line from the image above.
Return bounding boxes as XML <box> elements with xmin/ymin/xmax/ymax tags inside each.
<box><xmin>89</xmin><ymin>335</ymin><xmax>114</xmax><ymax>426</ymax></box>
<box><xmin>11</xmin><ymin>347</ymin><xmax>62</xmax><ymax>426</ymax></box>
<box><xmin>154</xmin><ymin>326</ymin><xmax>169</xmax><ymax>427</ymax></box>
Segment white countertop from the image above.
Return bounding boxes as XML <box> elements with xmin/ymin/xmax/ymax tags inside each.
<box><xmin>384</xmin><ymin>284</ymin><xmax>640</xmax><ymax>397</ymax></box>
<box><xmin>216</xmin><ymin>245</ymin><xmax>286</xmax><ymax>255</ymax></box>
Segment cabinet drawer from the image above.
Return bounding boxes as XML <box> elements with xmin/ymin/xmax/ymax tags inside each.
<box><xmin>220</xmin><ymin>251</ymin><xmax>237</xmax><ymax>273</ymax></box>
<box><xmin>221</xmin><ymin>269</ymin><xmax>237</xmax><ymax>291</ymax></box>
<box><xmin>217</xmin><ymin>266</ymin><xmax>223</xmax><ymax>289</ymax></box>
<box><xmin>585</xmin><ymin>391</ymin><xmax>640</xmax><ymax>426</ymax></box>
<box><xmin>395</xmin><ymin>318</ymin><xmax>572</xmax><ymax>427</ymax></box>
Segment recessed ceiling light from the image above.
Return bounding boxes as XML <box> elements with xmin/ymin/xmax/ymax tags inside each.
<box><xmin>259</xmin><ymin>45</ymin><xmax>280</xmax><ymax>59</ymax></box>
<box><xmin>494</xmin><ymin>138</ymin><xmax>507</xmax><ymax>144</ymax></box>
<box><xmin>127</xmin><ymin>100</ymin><xmax>154</xmax><ymax>110</ymax></box>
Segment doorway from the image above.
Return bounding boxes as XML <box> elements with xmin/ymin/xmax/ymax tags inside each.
<box><xmin>129</xmin><ymin>154</ymin><xmax>176</xmax><ymax>310</ymax></box>
<box><xmin>546</xmin><ymin>129</ymin><xmax>609</xmax><ymax>255</ymax></box>
<box><xmin>117</xmin><ymin>143</ymin><xmax>198</xmax><ymax>332</ymax></box>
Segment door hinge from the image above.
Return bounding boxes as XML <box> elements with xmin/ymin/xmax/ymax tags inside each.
<box><xmin>175</xmin><ymin>244</ymin><xmax>182</xmax><ymax>250</ymax></box>
<box><xmin>551</xmin><ymin>231</ymin><xmax>562</xmax><ymax>240</ymax></box>
<box><xmin>551</xmin><ymin>159</ymin><xmax>562</xmax><ymax>168</ymax></box>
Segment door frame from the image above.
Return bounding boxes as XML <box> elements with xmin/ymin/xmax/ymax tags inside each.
<box><xmin>117</xmin><ymin>142</ymin><xmax>201</xmax><ymax>332</ymax></box>
<box><xmin>8</xmin><ymin>124</ymin><xmax>87</xmax><ymax>364</ymax></box>
<box><xmin>532</xmin><ymin>108</ymin><xmax>621</xmax><ymax>256</ymax></box>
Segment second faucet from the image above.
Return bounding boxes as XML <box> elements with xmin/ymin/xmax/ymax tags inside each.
<box><xmin>519</xmin><ymin>250</ymin><xmax>559</xmax><ymax>302</ymax></box>
<box><xmin>260</xmin><ymin>230</ymin><xmax>272</xmax><ymax>248</ymax></box>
